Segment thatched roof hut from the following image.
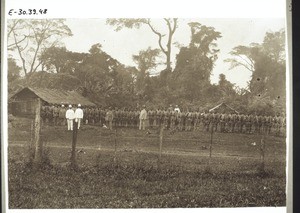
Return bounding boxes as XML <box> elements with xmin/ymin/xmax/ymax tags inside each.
<box><xmin>9</xmin><ymin>87</ymin><xmax>96</xmax><ymax>116</ymax></box>
<box><xmin>209</xmin><ymin>102</ymin><xmax>239</xmax><ymax>114</ymax></box>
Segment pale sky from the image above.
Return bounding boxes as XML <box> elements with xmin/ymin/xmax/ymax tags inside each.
<box><xmin>61</xmin><ymin>18</ymin><xmax>285</xmax><ymax>89</ymax></box>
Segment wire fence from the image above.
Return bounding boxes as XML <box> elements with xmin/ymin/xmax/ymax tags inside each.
<box><xmin>8</xmin><ymin>116</ymin><xmax>286</xmax><ymax>174</ymax></box>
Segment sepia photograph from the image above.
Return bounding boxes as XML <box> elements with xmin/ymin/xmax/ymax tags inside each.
<box><xmin>2</xmin><ymin>0</ymin><xmax>290</xmax><ymax>212</ymax></box>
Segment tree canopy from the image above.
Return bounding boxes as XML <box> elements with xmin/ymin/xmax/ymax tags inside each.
<box><xmin>7</xmin><ymin>19</ymin><xmax>286</xmax><ymax>114</ymax></box>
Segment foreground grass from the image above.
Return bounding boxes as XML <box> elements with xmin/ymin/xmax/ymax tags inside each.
<box><xmin>8</xmin><ymin>119</ymin><xmax>286</xmax><ymax>208</ymax></box>
<box><xmin>8</xmin><ymin>147</ymin><xmax>286</xmax><ymax>208</ymax></box>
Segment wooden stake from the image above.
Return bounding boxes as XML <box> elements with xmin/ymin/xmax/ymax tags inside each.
<box><xmin>209</xmin><ymin>127</ymin><xmax>213</xmax><ymax>158</ymax></box>
<box><xmin>30</xmin><ymin>120</ymin><xmax>34</xmax><ymax>147</ymax></box>
<box><xmin>158</xmin><ymin>125</ymin><xmax>164</xmax><ymax>166</ymax></box>
<box><xmin>260</xmin><ymin>133</ymin><xmax>266</xmax><ymax>172</ymax></box>
<box><xmin>114</xmin><ymin>129</ymin><xmax>117</xmax><ymax>163</ymax></box>
<box><xmin>33</xmin><ymin>98</ymin><xmax>42</xmax><ymax>164</ymax></box>
<box><xmin>70</xmin><ymin>121</ymin><xmax>78</xmax><ymax>167</ymax></box>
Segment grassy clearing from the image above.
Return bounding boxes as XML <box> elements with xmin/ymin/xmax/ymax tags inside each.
<box><xmin>8</xmin><ymin>118</ymin><xmax>286</xmax><ymax>208</ymax></box>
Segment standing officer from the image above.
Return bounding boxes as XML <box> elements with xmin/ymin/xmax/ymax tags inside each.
<box><xmin>139</xmin><ymin>105</ymin><xmax>148</xmax><ymax>130</ymax></box>
<box><xmin>75</xmin><ymin>104</ymin><xmax>84</xmax><ymax>129</ymax></box>
<box><xmin>105</xmin><ymin>107</ymin><xmax>114</xmax><ymax>130</ymax></box>
<box><xmin>66</xmin><ymin>105</ymin><xmax>75</xmax><ymax>131</ymax></box>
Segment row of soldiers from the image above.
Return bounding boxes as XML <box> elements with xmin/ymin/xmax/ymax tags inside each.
<box><xmin>41</xmin><ymin>105</ymin><xmax>286</xmax><ymax>136</ymax></box>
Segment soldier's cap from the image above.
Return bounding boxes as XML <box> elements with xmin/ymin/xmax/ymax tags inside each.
<box><xmin>78</xmin><ymin>104</ymin><xmax>81</xmax><ymax>107</ymax></box>
<box><xmin>69</xmin><ymin>105</ymin><xmax>72</xmax><ymax>108</ymax></box>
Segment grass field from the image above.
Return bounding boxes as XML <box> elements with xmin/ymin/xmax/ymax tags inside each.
<box><xmin>7</xmin><ymin>118</ymin><xmax>287</xmax><ymax>208</ymax></box>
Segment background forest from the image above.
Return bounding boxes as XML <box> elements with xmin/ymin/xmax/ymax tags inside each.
<box><xmin>7</xmin><ymin>19</ymin><xmax>286</xmax><ymax>115</ymax></box>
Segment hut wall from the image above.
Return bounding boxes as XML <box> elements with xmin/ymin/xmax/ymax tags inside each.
<box><xmin>10</xmin><ymin>89</ymin><xmax>38</xmax><ymax>117</ymax></box>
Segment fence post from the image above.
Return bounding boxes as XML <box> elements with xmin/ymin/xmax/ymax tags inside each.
<box><xmin>259</xmin><ymin>133</ymin><xmax>266</xmax><ymax>172</ymax></box>
<box><xmin>33</xmin><ymin>98</ymin><xmax>42</xmax><ymax>165</ymax></box>
<box><xmin>30</xmin><ymin>120</ymin><xmax>34</xmax><ymax>158</ymax></box>
<box><xmin>158</xmin><ymin>125</ymin><xmax>164</xmax><ymax>167</ymax></box>
<box><xmin>209</xmin><ymin>126</ymin><xmax>213</xmax><ymax>159</ymax></box>
<box><xmin>113</xmin><ymin>128</ymin><xmax>117</xmax><ymax>164</ymax></box>
<box><xmin>70</xmin><ymin>121</ymin><xmax>78</xmax><ymax>168</ymax></box>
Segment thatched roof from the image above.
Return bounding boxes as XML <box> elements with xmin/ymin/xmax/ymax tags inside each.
<box><xmin>209</xmin><ymin>102</ymin><xmax>239</xmax><ymax>114</ymax></box>
<box><xmin>10</xmin><ymin>87</ymin><xmax>96</xmax><ymax>106</ymax></box>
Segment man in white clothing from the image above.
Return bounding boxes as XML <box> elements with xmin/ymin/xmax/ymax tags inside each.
<box><xmin>174</xmin><ymin>105</ymin><xmax>181</xmax><ymax>113</ymax></box>
<box><xmin>75</xmin><ymin>104</ymin><xmax>84</xmax><ymax>129</ymax></box>
<box><xmin>66</xmin><ymin>105</ymin><xmax>75</xmax><ymax>131</ymax></box>
<box><xmin>139</xmin><ymin>105</ymin><xmax>148</xmax><ymax>130</ymax></box>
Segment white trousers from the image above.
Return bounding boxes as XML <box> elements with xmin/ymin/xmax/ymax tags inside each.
<box><xmin>139</xmin><ymin>119</ymin><xmax>146</xmax><ymax>130</ymax></box>
<box><xmin>67</xmin><ymin>119</ymin><xmax>73</xmax><ymax>130</ymax></box>
<box><xmin>76</xmin><ymin>118</ymin><xmax>82</xmax><ymax>129</ymax></box>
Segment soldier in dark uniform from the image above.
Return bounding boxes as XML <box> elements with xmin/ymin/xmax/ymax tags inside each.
<box><xmin>94</xmin><ymin>107</ymin><xmax>100</xmax><ymax>125</ymax></box>
<box><xmin>244</xmin><ymin>114</ymin><xmax>250</xmax><ymax>134</ymax></box>
<box><xmin>120</xmin><ymin>108</ymin><xmax>125</xmax><ymax>127</ymax></box>
<box><xmin>185</xmin><ymin>110</ymin><xmax>193</xmax><ymax>131</ymax></box>
<box><xmin>240</xmin><ymin>114</ymin><xmax>246</xmax><ymax>133</ymax></box>
<box><xmin>152</xmin><ymin>109</ymin><xmax>157</xmax><ymax>127</ymax></box>
<box><xmin>202</xmin><ymin>112</ymin><xmax>208</xmax><ymax>132</ymax></box>
<box><xmin>253</xmin><ymin>114</ymin><xmax>259</xmax><ymax>133</ymax></box>
<box><xmin>220</xmin><ymin>113</ymin><xmax>225</xmax><ymax>133</ymax></box>
<box><xmin>163</xmin><ymin>109</ymin><xmax>170</xmax><ymax>129</ymax></box>
<box><xmin>280</xmin><ymin>114</ymin><xmax>286</xmax><ymax>136</ymax></box>
<box><xmin>174</xmin><ymin>110</ymin><xmax>179</xmax><ymax>130</ymax></box>
<box><xmin>249</xmin><ymin>114</ymin><xmax>255</xmax><ymax>134</ymax></box>
<box><xmin>211</xmin><ymin>112</ymin><xmax>218</xmax><ymax>132</ymax></box>
<box><xmin>267</xmin><ymin>115</ymin><xmax>273</xmax><ymax>134</ymax></box>
<box><xmin>235</xmin><ymin>114</ymin><xmax>240</xmax><ymax>133</ymax></box>
<box><xmin>229</xmin><ymin>113</ymin><xmax>234</xmax><ymax>132</ymax></box>
<box><xmin>170</xmin><ymin>110</ymin><xmax>176</xmax><ymax>130</ymax></box>
<box><xmin>148</xmin><ymin>108</ymin><xmax>154</xmax><ymax>128</ymax></box>
<box><xmin>100</xmin><ymin>108</ymin><xmax>106</xmax><ymax>126</ymax></box>
<box><xmin>279</xmin><ymin>114</ymin><xmax>285</xmax><ymax>136</ymax></box>
<box><xmin>114</xmin><ymin>108</ymin><xmax>120</xmax><ymax>127</ymax></box>
<box><xmin>59</xmin><ymin>104</ymin><xmax>66</xmax><ymax>126</ymax></box>
<box><xmin>126</xmin><ymin>108</ymin><xmax>132</xmax><ymax>127</ymax></box>
<box><xmin>177</xmin><ymin>111</ymin><xmax>183</xmax><ymax>131</ymax></box>
<box><xmin>52</xmin><ymin>105</ymin><xmax>59</xmax><ymax>126</ymax></box>
<box><xmin>135</xmin><ymin>109</ymin><xmax>140</xmax><ymax>128</ymax></box>
<box><xmin>257</xmin><ymin>115</ymin><xmax>263</xmax><ymax>133</ymax></box>
<box><xmin>231</xmin><ymin>113</ymin><xmax>237</xmax><ymax>133</ymax></box>
<box><xmin>46</xmin><ymin>105</ymin><xmax>53</xmax><ymax>125</ymax></box>
<box><xmin>193</xmin><ymin>111</ymin><xmax>199</xmax><ymax>131</ymax></box>
<box><xmin>84</xmin><ymin>107</ymin><xmax>90</xmax><ymax>124</ymax></box>
<box><xmin>223</xmin><ymin>113</ymin><xmax>228</xmax><ymax>132</ymax></box>
<box><xmin>261</xmin><ymin>115</ymin><xmax>268</xmax><ymax>134</ymax></box>
<box><xmin>131</xmin><ymin>109</ymin><xmax>135</xmax><ymax>128</ymax></box>
<box><xmin>87</xmin><ymin>107</ymin><xmax>92</xmax><ymax>124</ymax></box>
<box><xmin>156</xmin><ymin>108</ymin><xmax>162</xmax><ymax>127</ymax></box>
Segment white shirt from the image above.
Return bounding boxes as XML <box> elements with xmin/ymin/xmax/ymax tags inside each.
<box><xmin>139</xmin><ymin>109</ymin><xmax>148</xmax><ymax>120</ymax></box>
<box><xmin>174</xmin><ymin>107</ymin><xmax>181</xmax><ymax>113</ymax></box>
<box><xmin>75</xmin><ymin>108</ymin><xmax>84</xmax><ymax>119</ymax></box>
<box><xmin>66</xmin><ymin>109</ymin><xmax>75</xmax><ymax>119</ymax></box>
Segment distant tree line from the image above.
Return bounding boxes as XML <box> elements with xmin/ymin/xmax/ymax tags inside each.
<box><xmin>7</xmin><ymin>19</ymin><xmax>286</xmax><ymax>115</ymax></box>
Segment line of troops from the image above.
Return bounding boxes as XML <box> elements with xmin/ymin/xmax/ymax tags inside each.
<box><xmin>41</xmin><ymin>105</ymin><xmax>286</xmax><ymax>136</ymax></box>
